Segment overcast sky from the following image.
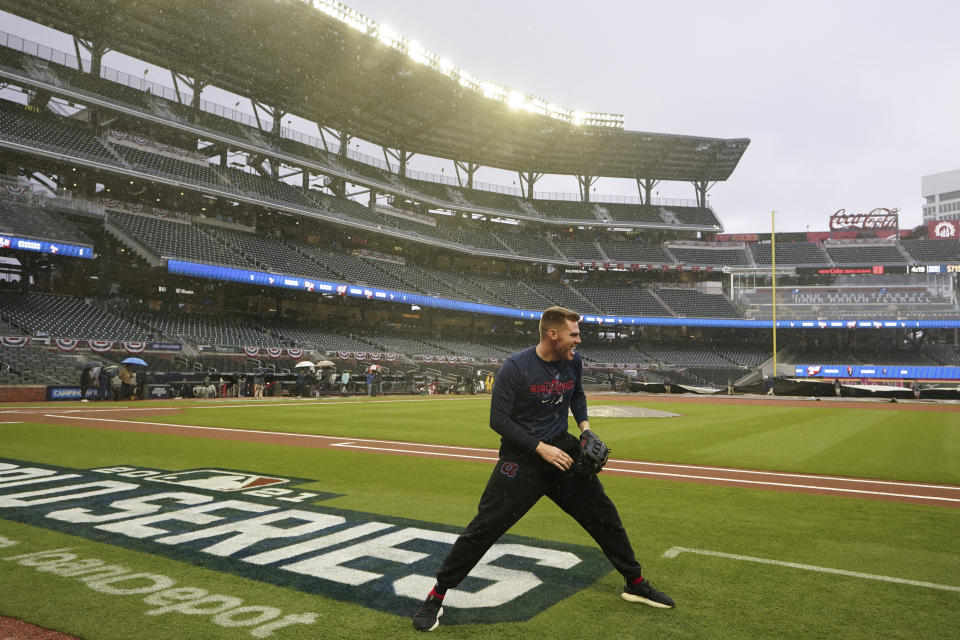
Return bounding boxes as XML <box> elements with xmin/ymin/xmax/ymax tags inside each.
<box><xmin>3</xmin><ymin>1</ymin><xmax>959</xmax><ymax>234</ymax></box>
<box><xmin>345</xmin><ymin>0</ymin><xmax>960</xmax><ymax>233</ymax></box>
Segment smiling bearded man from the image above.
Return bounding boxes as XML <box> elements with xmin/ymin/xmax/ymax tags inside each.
<box><xmin>412</xmin><ymin>306</ymin><xmax>674</xmax><ymax>632</ymax></box>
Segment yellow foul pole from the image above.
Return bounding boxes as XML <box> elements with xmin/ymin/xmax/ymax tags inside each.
<box><xmin>771</xmin><ymin>211</ymin><xmax>777</xmax><ymax>377</ymax></box>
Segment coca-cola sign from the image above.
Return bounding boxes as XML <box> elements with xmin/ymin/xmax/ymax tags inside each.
<box><xmin>829</xmin><ymin>207</ymin><xmax>899</xmax><ymax>231</ymax></box>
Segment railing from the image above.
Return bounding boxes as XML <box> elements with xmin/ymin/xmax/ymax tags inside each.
<box><xmin>0</xmin><ymin>30</ymin><xmax>700</xmax><ymax>209</ymax></box>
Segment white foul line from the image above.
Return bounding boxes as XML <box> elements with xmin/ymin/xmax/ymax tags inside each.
<box><xmin>332</xmin><ymin>442</ymin><xmax>498</xmax><ymax>463</ymax></box>
<box><xmin>601</xmin><ymin>467</ymin><xmax>960</xmax><ymax>503</ymax></box>
<box><xmin>661</xmin><ymin>546</ymin><xmax>960</xmax><ymax>593</ymax></box>
<box><xmin>609</xmin><ymin>458</ymin><xmax>960</xmax><ymax>491</ymax></box>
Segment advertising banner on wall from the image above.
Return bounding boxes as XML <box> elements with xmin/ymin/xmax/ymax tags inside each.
<box><xmin>45</xmin><ymin>386</ymin><xmax>100</xmax><ymax>401</ymax></box>
<box><xmin>794</xmin><ymin>364</ymin><xmax>960</xmax><ymax>381</ymax></box>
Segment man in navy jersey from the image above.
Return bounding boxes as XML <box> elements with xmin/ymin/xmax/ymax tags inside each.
<box><xmin>412</xmin><ymin>306</ymin><xmax>674</xmax><ymax>632</ymax></box>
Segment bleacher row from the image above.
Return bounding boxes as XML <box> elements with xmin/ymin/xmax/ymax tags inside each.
<box><xmin>4</xmin><ymin>294</ymin><xmax>960</xmax><ymax>389</ymax></box>
<box><xmin>3</xmin><ymin>97</ymin><xmax>960</xmax><ymax>269</ymax></box>
<box><xmin>0</xmin><ymin>292</ymin><xmax>736</xmax><ymax>360</ymax></box>
<box><xmin>0</xmin><ymin>291</ymin><xmax>769</xmax><ymax>387</ymax></box>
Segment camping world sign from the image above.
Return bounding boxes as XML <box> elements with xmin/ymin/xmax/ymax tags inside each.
<box><xmin>0</xmin><ymin>459</ymin><xmax>609</xmax><ymax>626</ymax></box>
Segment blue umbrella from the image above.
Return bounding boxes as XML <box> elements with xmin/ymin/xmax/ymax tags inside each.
<box><xmin>121</xmin><ymin>357</ymin><xmax>148</xmax><ymax>366</ymax></box>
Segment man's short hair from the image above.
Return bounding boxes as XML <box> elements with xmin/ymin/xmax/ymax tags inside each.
<box><xmin>539</xmin><ymin>306</ymin><xmax>580</xmax><ymax>339</ymax></box>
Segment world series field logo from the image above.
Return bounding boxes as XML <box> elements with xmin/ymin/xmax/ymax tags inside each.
<box><xmin>0</xmin><ymin>459</ymin><xmax>609</xmax><ymax>625</ymax></box>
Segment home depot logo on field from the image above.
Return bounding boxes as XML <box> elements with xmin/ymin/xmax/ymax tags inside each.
<box><xmin>0</xmin><ymin>459</ymin><xmax>609</xmax><ymax>625</ymax></box>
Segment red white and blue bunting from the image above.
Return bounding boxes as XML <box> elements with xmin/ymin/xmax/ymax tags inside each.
<box><xmin>243</xmin><ymin>346</ymin><xmax>260</xmax><ymax>357</ymax></box>
<box><xmin>87</xmin><ymin>340</ymin><xmax>115</xmax><ymax>353</ymax></box>
<box><xmin>123</xmin><ymin>341</ymin><xmax>147</xmax><ymax>353</ymax></box>
<box><xmin>1</xmin><ymin>336</ymin><xmax>30</xmax><ymax>348</ymax></box>
<box><xmin>286</xmin><ymin>348</ymin><xmax>303</xmax><ymax>359</ymax></box>
<box><xmin>54</xmin><ymin>338</ymin><xmax>80</xmax><ymax>351</ymax></box>
<box><xmin>265</xmin><ymin>347</ymin><xmax>284</xmax><ymax>359</ymax></box>
<box><xmin>418</xmin><ymin>355</ymin><xmax>469</xmax><ymax>364</ymax></box>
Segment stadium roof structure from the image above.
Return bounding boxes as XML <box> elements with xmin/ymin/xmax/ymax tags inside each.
<box><xmin>3</xmin><ymin>0</ymin><xmax>750</xmax><ymax>183</ymax></box>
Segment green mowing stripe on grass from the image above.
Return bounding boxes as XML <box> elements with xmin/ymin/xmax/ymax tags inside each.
<box><xmin>63</xmin><ymin>397</ymin><xmax>960</xmax><ymax>485</ymax></box>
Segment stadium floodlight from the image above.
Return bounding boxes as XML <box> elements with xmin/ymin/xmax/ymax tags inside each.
<box><xmin>437</xmin><ymin>56</ymin><xmax>455</xmax><ymax>74</ymax></box>
<box><xmin>303</xmin><ymin>0</ymin><xmax>624</xmax><ymax>128</ymax></box>
<box><xmin>457</xmin><ymin>69</ymin><xmax>479</xmax><ymax>90</ymax></box>
<box><xmin>407</xmin><ymin>40</ymin><xmax>432</xmax><ymax>66</ymax></box>
<box><xmin>481</xmin><ymin>81</ymin><xmax>506</xmax><ymax>101</ymax></box>
<box><xmin>376</xmin><ymin>24</ymin><xmax>400</xmax><ymax>48</ymax></box>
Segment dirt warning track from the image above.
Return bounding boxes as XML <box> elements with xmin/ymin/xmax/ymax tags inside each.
<box><xmin>3</xmin><ymin>399</ymin><xmax>959</xmax><ymax>508</ymax></box>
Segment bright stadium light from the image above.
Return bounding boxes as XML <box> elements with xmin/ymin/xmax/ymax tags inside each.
<box><xmin>457</xmin><ymin>69</ymin><xmax>477</xmax><ymax>90</ymax></box>
<box><xmin>437</xmin><ymin>56</ymin><xmax>455</xmax><ymax>74</ymax></box>
<box><xmin>377</xmin><ymin>24</ymin><xmax>399</xmax><ymax>48</ymax></box>
<box><xmin>481</xmin><ymin>81</ymin><xmax>506</xmax><ymax>101</ymax></box>
<box><xmin>304</xmin><ymin>0</ymin><xmax>624</xmax><ymax>128</ymax></box>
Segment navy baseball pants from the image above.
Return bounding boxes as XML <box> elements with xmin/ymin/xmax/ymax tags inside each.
<box><xmin>435</xmin><ymin>431</ymin><xmax>643</xmax><ymax>589</ymax></box>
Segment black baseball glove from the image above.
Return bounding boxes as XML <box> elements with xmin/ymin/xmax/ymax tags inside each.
<box><xmin>572</xmin><ymin>429</ymin><xmax>610</xmax><ymax>478</ymax></box>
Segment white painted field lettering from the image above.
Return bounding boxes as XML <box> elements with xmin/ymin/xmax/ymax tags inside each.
<box><xmin>86</xmin><ymin>572</ymin><xmax>176</xmax><ymax>595</ymax></box>
<box><xmin>213</xmin><ymin>606</ymin><xmax>281</xmax><ymax>627</ymax></box>
<box><xmin>0</xmin><ymin>472</ymin><xmax>82</xmax><ymax>489</ymax></box>
<box><xmin>242</xmin><ymin>487</ymin><xmax>319</xmax><ymax>503</ymax></box>
<box><xmin>393</xmin><ymin>543</ymin><xmax>582</xmax><ymax>608</ymax></box>
<box><xmin>117</xmin><ymin>470</ymin><xmax>166</xmax><ymax>478</ymax></box>
<box><xmin>145</xmin><ymin>593</ymin><xmax>242</xmax><ymax>615</ymax></box>
<box><xmin>282</xmin><ymin>527</ymin><xmax>456</xmax><ymax>586</ymax></box>
<box><xmin>36</xmin><ymin>558</ymin><xmax>116</xmax><ymax>576</ymax></box>
<box><xmin>91</xmin><ymin>466</ymin><xmax>143</xmax><ymax>474</ymax></box>
<box><xmin>1</xmin><ymin>547</ymin><xmax>321</xmax><ymax>637</ymax></box>
<box><xmin>1</xmin><ymin>459</ymin><xmax>612</xmax><ymax>623</ymax></box>
<box><xmin>0</xmin><ymin>480</ymin><xmax>138</xmax><ymax>507</ymax></box>
<box><xmin>47</xmin><ymin>491</ymin><xmax>213</xmax><ymax>524</ymax></box>
<box><xmin>0</xmin><ymin>534</ymin><xmax>19</xmax><ymax>548</ymax></box>
<box><xmin>142</xmin><ymin>586</ymin><xmax>210</xmax><ymax>609</ymax></box>
<box><xmin>97</xmin><ymin>499</ymin><xmax>277</xmax><ymax>538</ymax></box>
<box><xmin>248</xmin><ymin>613</ymin><xmax>319</xmax><ymax>638</ymax></box>
<box><xmin>242</xmin><ymin>521</ymin><xmax>392</xmax><ymax>565</ymax></box>
<box><xmin>154</xmin><ymin>509</ymin><xmax>344</xmax><ymax>556</ymax></box>
<box><xmin>7</xmin><ymin>549</ymin><xmax>77</xmax><ymax>566</ymax></box>
<box><xmin>274</xmin><ymin>492</ymin><xmax>320</xmax><ymax>503</ymax></box>
<box><xmin>0</xmin><ymin>464</ymin><xmax>72</xmax><ymax>486</ymax></box>
<box><xmin>452</xmin><ymin>544</ymin><xmax>582</xmax><ymax>608</ymax></box>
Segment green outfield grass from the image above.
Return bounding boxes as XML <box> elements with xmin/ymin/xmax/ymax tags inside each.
<box><xmin>1</xmin><ymin>396</ymin><xmax>958</xmax><ymax>640</ymax></box>
<box><xmin>108</xmin><ymin>396</ymin><xmax>960</xmax><ymax>484</ymax></box>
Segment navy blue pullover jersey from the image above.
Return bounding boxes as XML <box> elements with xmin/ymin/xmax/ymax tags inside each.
<box><xmin>489</xmin><ymin>346</ymin><xmax>589</xmax><ymax>453</ymax></box>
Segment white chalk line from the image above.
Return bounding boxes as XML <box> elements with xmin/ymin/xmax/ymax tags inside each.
<box><xmin>1</xmin><ymin>396</ymin><xmax>485</xmax><ymax>415</ymax></box>
<box><xmin>661</xmin><ymin>546</ymin><xmax>960</xmax><ymax>592</ymax></box>
<box><xmin>31</xmin><ymin>414</ymin><xmax>960</xmax><ymax>503</ymax></box>
<box><xmin>40</xmin><ymin>415</ymin><xmax>496</xmax><ymax>452</ymax></box>
<box><xmin>332</xmin><ymin>442</ymin><xmax>498</xmax><ymax>462</ymax></box>
<box><xmin>609</xmin><ymin>458</ymin><xmax>960</xmax><ymax>491</ymax></box>
<box><xmin>329</xmin><ymin>443</ymin><xmax>959</xmax><ymax>503</ymax></box>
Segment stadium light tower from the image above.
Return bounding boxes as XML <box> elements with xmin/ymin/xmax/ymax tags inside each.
<box><xmin>305</xmin><ymin>0</ymin><xmax>624</xmax><ymax>128</ymax></box>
